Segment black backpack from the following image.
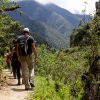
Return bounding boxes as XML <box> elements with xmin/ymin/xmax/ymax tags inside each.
<box><xmin>19</xmin><ymin>36</ymin><xmax>29</xmax><ymax>56</ymax></box>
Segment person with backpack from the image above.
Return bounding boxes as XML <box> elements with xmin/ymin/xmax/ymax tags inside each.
<box><xmin>11</xmin><ymin>40</ymin><xmax>21</xmax><ymax>85</ymax></box>
<box><xmin>16</xmin><ymin>28</ymin><xmax>37</xmax><ymax>90</ymax></box>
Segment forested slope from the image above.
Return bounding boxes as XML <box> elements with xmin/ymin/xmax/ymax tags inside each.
<box><xmin>0</xmin><ymin>0</ymin><xmax>99</xmax><ymax>100</ymax></box>
<box><xmin>7</xmin><ymin>0</ymin><xmax>89</xmax><ymax>49</ymax></box>
<box><xmin>70</xmin><ymin>16</ymin><xmax>100</xmax><ymax>99</ymax></box>
<box><xmin>28</xmin><ymin>17</ymin><xmax>100</xmax><ymax>99</ymax></box>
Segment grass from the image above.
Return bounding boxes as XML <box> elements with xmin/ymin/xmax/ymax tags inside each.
<box><xmin>28</xmin><ymin>46</ymin><xmax>89</xmax><ymax>100</ymax></box>
<box><xmin>28</xmin><ymin>76</ymin><xmax>74</xmax><ymax>100</ymax></box>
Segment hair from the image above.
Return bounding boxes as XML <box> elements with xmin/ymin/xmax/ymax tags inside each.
<box><xmin>7</xmin><ymin>50</ymin><xmax>9</xmax><ymax>52</ymax></box>
<box><xmin>13</xmin><ymin>40</ymin><xmax>17</xmax><ymax>44</ymax></box>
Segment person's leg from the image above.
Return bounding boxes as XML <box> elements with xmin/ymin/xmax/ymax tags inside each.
<box><xmin>6</xmin><ymin>61</ymin><xmax>9</xmax><ymax>68</ymax></box>
<box><xmin>27</xmin><ymin>55</ymin><xmax>34</xmax><ymax>87</ymax></box>
<box><xmin>29</xmin><ymin>64</ymin><xmax>34</xmax><ymax>83</ymax></box>
<box><xmin>7</xmin><ymin>60</ymin><xmax>12</xmax><ymax>73</ymax></box>
<box><xmin>16</xmin><ymin>61</ymin><xmax>21</xmax><ymax>85</ymax></box>
<box><xmin>9</xmin><ymin>61</ymin><xmax>12</xmax><ymax>74</ymax></box>
<box><xmin>12</xmin><ymin>61</ymin><xmax>17</xmax><ymax>79</ymax></box>
<box><xmin>20</xmin><ymin>57</ymin><xmax>30</xmax><ymax>90</ymax></box>
<box><xmin>14</xmin><ymin>68</ymin><xmax>17</xmax><ymax>79</ymax></box>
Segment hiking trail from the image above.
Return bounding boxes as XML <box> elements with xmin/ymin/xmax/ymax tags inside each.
<box><xmin>0</xmin><ymin>69</ymin><xmax>32</xmax><ymax>100</ymax></box>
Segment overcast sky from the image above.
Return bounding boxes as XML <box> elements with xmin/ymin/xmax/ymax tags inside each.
<box><xmin>35</xmin><ymin>0</ymin><xmax>99</xmax><ymax>14</ymax></box>
<box><xmin>15</xmin><ymin>0</ymin><xmax>99</xmax><ymax>14</ymax></box>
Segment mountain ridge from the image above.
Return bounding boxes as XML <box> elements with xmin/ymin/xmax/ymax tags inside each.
<box><xmin>7</xmin><ymin>0</ymin><xmax>88</xmax><ymax>49</ymax></box>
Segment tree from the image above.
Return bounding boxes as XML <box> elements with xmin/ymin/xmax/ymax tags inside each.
<box><xmin>0</xmin><ymin>0</ymin><xmax>22</xmax><ymax>55</ymax></box>
<box><xmin>0</xmin><ymin>0</ymin><xmax>20</xmax><ymax>13</ymax></box>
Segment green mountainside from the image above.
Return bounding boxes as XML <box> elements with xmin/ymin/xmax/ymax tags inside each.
<box><xmin>28</xmin><ymin>17</ymin><xmax>100</xmax><ymax>99</ymax></box>
<box><xmin>0</xmin><ymin>0</ymin><xmax>99</xmax><ymax>100</ymax></box>
<box><xmin>6</xmin><ymin>0</ymin><xmax>89</xmax><ymax>49</ymax></box>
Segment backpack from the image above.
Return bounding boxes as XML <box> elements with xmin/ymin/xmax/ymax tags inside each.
<box><xmin>18</xmin><ymin>36</ymin><xmax>29</xmax><ymax>56</ymax></box>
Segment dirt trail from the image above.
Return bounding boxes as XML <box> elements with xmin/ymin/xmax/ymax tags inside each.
<box><xmin>0</xmin><ymin>70</ymin><xmax>32</xmax><ymax>100</ymax></box>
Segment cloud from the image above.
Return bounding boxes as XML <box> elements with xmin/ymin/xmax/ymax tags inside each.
<box><xmin>35</xmin><ymin>0</ymin><xmax>98</xmax><ymax>14</ymax></box>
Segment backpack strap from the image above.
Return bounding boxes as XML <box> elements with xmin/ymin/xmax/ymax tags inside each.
<box><xmin>25</xmin><ymin>35</ymin><xmax>30</xmax><ymax>55</ymax></box>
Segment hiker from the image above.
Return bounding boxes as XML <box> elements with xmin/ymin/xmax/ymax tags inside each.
<box><xmin>16</xmin><ymin>28</ymin><xmax>37</xmax><ymax>90</ymax></box>
<box><xmin>11</xmin><ymin>40</ymin><xmax>21</xmax><ymax>85</ymax></box>
<box><xmin>4</xmin><ymin>49</ymin><xmax>12</xmax><ymax>73</ymax></box>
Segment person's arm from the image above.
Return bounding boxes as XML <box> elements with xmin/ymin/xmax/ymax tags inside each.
<box><xmin>32</xmin><ymin>43</ymin><xmax>37</xmax><ymax>64</ymax></box>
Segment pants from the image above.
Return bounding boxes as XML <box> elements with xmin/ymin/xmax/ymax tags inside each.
<box><xmin>12</xmin><ymin>60</ymin><xmax>21</xmax><ymax>79</ymax></box>
<box><xmin>19</xmin><ymin>55</ymin><xmax>34</xmax><ymax>89</ymax></box>
<box><xmin>7</xmin><ymin>60</ymin><xmax>12</xmax><ymax>73</ymax></box>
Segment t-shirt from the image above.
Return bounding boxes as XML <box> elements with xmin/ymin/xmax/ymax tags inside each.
<box><xmin>17</xmin><ymin>34</ymin><xmax>34</xmax><ymax>55</ymax></box>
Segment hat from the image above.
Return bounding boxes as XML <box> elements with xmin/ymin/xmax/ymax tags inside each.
<box><xmin>23</xmin><ymin>28</ymin><xmax>30</xmax><ymax>33</ymax></box>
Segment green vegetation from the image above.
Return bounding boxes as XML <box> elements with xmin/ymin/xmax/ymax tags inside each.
<box><xmin>0</xmin><ymin>14</ymin><xmax>22</xmax><ymax>82</ymax></box>
<box><xmin>0</xmin><ymin>0</ymin><xmax>22</xmax><ymax>86</ymax></box>
<box><xmin>70</xmin><ymin>16</ymin><xmax>100</xmax><ymax>47</ymax></box>
<box><xmin>0</xmin><ymin>0</ymin><xmax>22</xmax><ymax>54</ymax></box>
<box><xmin>28</xmin><ymin>16</ymin><xmax>100</xmax><ymax>99</ymax></box>
<box><xmin>7</xmin><ymin>0</ymin><xmax>90</xmax><ymax>49</ymax></box>
<box><xmin>27</xmin><ymin>45</ymin><xmax>90</xmax><ymax>100</ymax></box>
<box><xmin>0</xmin><ymin>57</ymin><xmax>6</xmax><ymax>86</ymax></box>
<box><xmin>0</xmin><ymin>15</ymin><xmax>23</xmax><ymax>49</ymax></box>
<box><xmin>0</xmin><ymin>0</ymin><xmax>99</xmax><ymax>99</ymax></box>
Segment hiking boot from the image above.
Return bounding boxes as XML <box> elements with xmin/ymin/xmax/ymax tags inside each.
<box><xmin>17</xmin><ymin>82</ymin><xmax>21</xmax><ymax>85</ymax></box>
<box><xmin>17</xmin><ymin>79</ymin><xmax>21</xmax><ymax>85</ymax></box>
<box><xmin>25</xmin><ymin>88</ymin><xmax>30</xmax><ymax>90</ymax></box>
<box><xmin>25</xmin><ymin>84</ymin><xmax>30</xmax><ymax>90</ymax></box>
<box><xmin>14</xmin><ymin>76</ymin><xmax>16</xmax><ymax>79</ymax></box>
<box><xmin>22</xmin><ymin>79</ymin><xmax>24</xmax><ymax>84</ymax></box>
<box><xmin>30</xmin><ymin>83</ymin><xmax>35</xmax><ymax>87</ymax></box>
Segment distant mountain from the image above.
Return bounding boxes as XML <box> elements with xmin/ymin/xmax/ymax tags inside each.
<box><xmin>45</xmin><ymin>4</ymin><xmax>81</xmax><ymax>26</ymax></box>
<box><xmin>7</xmin><ymin>0</ymin><xmax>89</xmax><ymax>49</ymax></box>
